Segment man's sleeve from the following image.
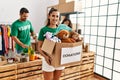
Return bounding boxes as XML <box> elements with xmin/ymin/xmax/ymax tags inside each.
<box><xmin>29</xmin><ymin>21</ymin><xmax>34</xmax><ymax>33</ymax></box>
<box><xmin>11</xmin><ymin>24</ymin><xmax>18</xmax><ymax>36</ymax></box>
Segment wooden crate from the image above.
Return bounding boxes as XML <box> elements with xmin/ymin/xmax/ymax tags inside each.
<box><xmin>80</xmin><ymin>63</ymin><xmax>94</xmax><ymax>71</ymax></box>
<box><xmin>18</xmin><ymin>74</ymin><xmax>43</xmax><ymax>80</ymax></box>
<box><xmin>0</xmin><ymin>64</ymin><xmax>17</xmax><ymax>80</ymax></box>
<box><xmin>65</xmin><ymin>65</ymin><xmax>80</xmax><ymax>74</ymax></box>
<box><xmin>81</xmin><ymin>51</ymin><xmax>94</xmax><ymax>64</ymax></box>
<box><xmin>60</xmin><ymin>51</ymin><xmax>95</xmax><ymax>80</ymax></box>
<box><xmin>61</xmin><ymin>67</ymin><xmax>93</xmax><ymax>80</ymax></box>
<box><xmin>0</xmin><ymin>56</ymin><xmax>7</xmax><ymax>66</ymax></box>
<box><xmin>17</xmin><ymin>59</ymin><xmax>43</xmax><ymax>80</ymax></box>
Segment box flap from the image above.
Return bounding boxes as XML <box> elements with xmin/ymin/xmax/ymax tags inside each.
<box><xmin>41</xmin><ymin>39</ymin><xmax>56</xmax><ymax>55</ymax></box>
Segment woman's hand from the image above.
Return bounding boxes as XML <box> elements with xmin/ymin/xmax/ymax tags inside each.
<box><xmin>38</xmin><ymin>41</ymin><xmax>52</xmax><ymax>65</ymax></box>
<box><xmin>44</xmin><ymin>55</ymin><xmax>52</xmax><ymax>65</ymax></box>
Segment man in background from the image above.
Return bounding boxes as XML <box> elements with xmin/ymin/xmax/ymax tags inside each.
<box><xmin>11</xmin><ymin>7</ymin><xmax>36</xmax><ymax>53</ymax></box>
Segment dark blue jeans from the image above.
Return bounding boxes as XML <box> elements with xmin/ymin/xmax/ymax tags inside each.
<box><xmin>16</xmin><ymin>50</ymin><xmax>22</xmax><ymax>54</ymax></box>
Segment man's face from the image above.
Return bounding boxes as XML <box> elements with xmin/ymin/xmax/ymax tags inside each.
<box><xmin>20</xmin><ymin>13</ymin><xmax>29</xmax><ymax>21</ymax></box>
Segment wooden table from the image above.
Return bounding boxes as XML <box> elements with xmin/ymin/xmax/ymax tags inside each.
<box><xmin>0</xmin><ymin>51</ymin><xmax>94</xmax><ymax>80</ymax></box>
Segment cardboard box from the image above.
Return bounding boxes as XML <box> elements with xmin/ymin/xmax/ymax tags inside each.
<box><xmin>48</xmin><ymin>1</ymin><xmax>82</xmax><ymax>14</ymax></box>
<box><xmin>41</xmin><ymin>39</ymin><xmax>83</xmax><ymax>67</ymax></box>
<box><xmin>59</xmin><ymin>0</ymin><xmax>75</xmax><ymax>4</ymax></box>
<box><xmin>82</xmin><ymin>43</ymin><xmax>90</xmax><ymax>52</ymax></box>
<box><xmin>59</xmin><ymin>0</ymin><xmax>66</xmax><ymax>4</ymax></box>
<box><xmin>47</xmin><ymin>5</ymin><xmax>59</xmax><ymax>14</ymax></box>
<box><xmin>59</xmin><ymin>1</ymin><xmax>82</xmax><ymax>13</ymax></box>
<box><xmin>48</xmin><ymin>5</ymin><xmax>59</xmax><ymax>10</ymax></box>
<box><xmin>66</xmin><ymin>0</ymin><xmax>74</xmax><ymax>3</ymax></box>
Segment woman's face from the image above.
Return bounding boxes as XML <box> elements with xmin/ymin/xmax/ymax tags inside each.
<box><xmin>64</xmin><ymin>20</ymin><xmax>70</xmax><ymax>26</ymax></box>
<box><xmin>49</xmin><ymin>11</ymin><xmax>59</xmax><ymax>25</ymax></box>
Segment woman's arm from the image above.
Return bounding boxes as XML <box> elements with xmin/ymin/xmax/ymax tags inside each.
<box><xmin>38</xmin><ymin>41</ymin><xmax>52</xmax><ymax>65</ymax></box>
<box><xmin>38</xmin><ymin>41</ymin><xmax>47</xmax><ymax>57</ymax></box>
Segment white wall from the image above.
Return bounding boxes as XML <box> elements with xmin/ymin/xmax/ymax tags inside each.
<box><xmin>0</xmin><ymin>0</ymin><xmax>59</xmax><ymax>33</ymax></box>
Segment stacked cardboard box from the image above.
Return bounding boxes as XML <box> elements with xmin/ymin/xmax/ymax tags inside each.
<box><xmin>59</xmin><ymin>0</ymin><xmax>82</xmax><ymax>13</ymax></box>
<box><xmin>48</xmin><ymin>0</ymin><xmax>82</xmax><ymax>13</ymax></box>
<box><xmin>59</xmin><ymin>0</ymin><xmax>66</xmax><ymax>4</ymax></box>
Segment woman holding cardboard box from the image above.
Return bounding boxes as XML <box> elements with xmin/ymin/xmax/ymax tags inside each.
<box><xmin>38</xmin><ymin>8</ymin><xmax>65</xmax><ymax>80</ymax></box>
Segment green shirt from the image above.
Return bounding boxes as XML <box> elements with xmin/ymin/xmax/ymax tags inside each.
<box><xmin>38</xmin><ymin>26</ymin><xmax>59</xmax><ymax>41</ymax></box>
<box><xmin>11</xmin><ymin>20</ymin><xmax>34</xmax><ymax>51</ymax></box>
<box><xmin>57</xmin><ymin>24</ymin><xmax>72</xmax><ymax>32</ymax></box>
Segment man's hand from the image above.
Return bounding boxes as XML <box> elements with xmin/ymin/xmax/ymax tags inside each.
<box><xmin>32</xmin><ymin>34</ymin><xmax>37</xmax><ymax>42</ymax></box>
<box><xmin>21</xmin><ymin>44</ymin><xmax>28</xmax><ymax>48</ymax></box>
<box><xmin>31</xmin><ymin>32</ymin><xmax>37</xmax><ymax>42</ymax></box>
<box><xmin>33</xmin><ymin>35</ymin><xmax>37</xmax><ymax>41</ymax></box>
